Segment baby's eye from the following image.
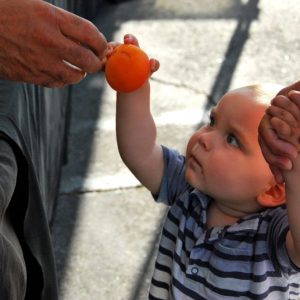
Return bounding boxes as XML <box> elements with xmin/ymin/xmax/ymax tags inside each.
<box><xmin>227</xmin><ymin>134</ymin><xmax>240</xmax><ymax>148</ymax></box>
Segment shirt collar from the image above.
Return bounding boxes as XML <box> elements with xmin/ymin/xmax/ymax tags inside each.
<box><xmin>190</xmin><ymin>189</ymin><xmax>211</xmax><ymax>210</ymax></box>
<box><xmin>191</xmin><ymin>188</ymin><xmax>263</xmax><ymax>234</ymax></box>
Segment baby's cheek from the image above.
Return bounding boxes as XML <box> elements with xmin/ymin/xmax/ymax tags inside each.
<box><xmin>186</xmin><ymin>136</ymin><xmax>197</xmax><ymax>156</ymax></box>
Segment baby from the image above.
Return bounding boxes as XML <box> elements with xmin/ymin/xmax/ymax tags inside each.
<box><xmin>107</xmin><ymin>34</ymin><xmax>300</xmax><ymax>299</ymax></box>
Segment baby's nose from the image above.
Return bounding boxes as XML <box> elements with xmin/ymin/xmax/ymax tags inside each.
<box><xmin>198</xmin><ymin>131</ymin><xmax>213</xmax><ymax>151</ymax></box>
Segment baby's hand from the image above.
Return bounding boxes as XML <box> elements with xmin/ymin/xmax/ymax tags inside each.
<box><xmin>100</xmin><ymin>41</ymin><xmax>120</xmax><ymax>68</ymax></box>
<box><xmin>102</xmin><ymin>34</ymin><xmax>159</xmax><ymax>74</ymax></box>
<box><xmin>123</xmin><ymin>34</ymin><xmax>160</xmax><ymax>74</ymax></box>
<box><xmin>103</xmin><ymin>34</ymin><xmax>159</xmax><ymax>93</ymax></box>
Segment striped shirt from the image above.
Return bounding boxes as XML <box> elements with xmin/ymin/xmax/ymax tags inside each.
<box><xmin>149</xmin><ymin>146</ymin><xmax>300</xmax><ymax>300</ymax></box>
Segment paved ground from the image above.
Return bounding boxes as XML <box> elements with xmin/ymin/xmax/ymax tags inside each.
<box><xmin>51</xmin><ymin>0</ymin><xmax>300</xmax><ymax>299</ymax></box>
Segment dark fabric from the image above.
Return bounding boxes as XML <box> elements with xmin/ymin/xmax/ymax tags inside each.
<box><xmin>0</xmin><ymin>79</ymin><xmax>70</xmax><ymax>299</ymax></box>
<box><xmin>0</xmin><ymin>1</ymin><xmax>101</xmax><ymax>298</ymax></box>
<box><xmin>0</xmin><ymin>80</ymin><xmax>70</xmax><ymax>221</ymax></box>
<box><xmin>0</xmin><ymin>139</ymin><xmax>26</xmax><ymax>300</ymax></box>
<box><xmin>68</xmin><ymin>0</ymin><xmax>103</xmax><ymax>19</ymax></box>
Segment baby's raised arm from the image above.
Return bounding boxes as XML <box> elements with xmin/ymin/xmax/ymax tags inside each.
<box><xmin>112</xmin><ymin>35</ymin><xmax>164</xmax><ymax>195</ymax></box>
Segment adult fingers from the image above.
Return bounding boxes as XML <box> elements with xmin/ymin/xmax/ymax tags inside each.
<box><xmin>266</xmin><ymin>128</ymin><xmax>297</xmax><ymax>158</ymax></box>
<box><xmin>258</xmin><ymin>135</ymin><xmax>292</xmax><ymax>171</ymax></box>
<box><xmin>270</xmin><ymin>116</ymin><xmax>300</xmax><ymax>150</ymax></box>
<box><xmin>58</xmin><ymin>36</ymin><xmax>103</xmax><ymax>73</ymax></box>
<box><xmin>57</xmin><ymin>7</ymin><xmax>107</xmax><ymax>56</ymax></box>
<box><xmin>267</xmin><ymin>106</ymin><xmax>297</xmax><ymax>130</ymax></box>
<box><xmin>34</xmin><ymin>59</ymin><xmax>87</xmax><ymax>87</ymax></box>
<box><xmin>289</xmin><ymin>90</ymin><xmax>300</xmax><ymax>110</ymax></box>
<box><xmin>270</xmin><ymin>117</ymin><xmax>294</xmax><ymax>140</ymax></box>
<box><xmin>57</xmin><ymin>8</ymin><xmax>107</xmax><ymax>72</ymax></box>
<box><xmin>277</xmin><ymin>80</ymin><xmax>300</xmax><ymax>97</ymax></box>
<box><xmin>270</xmin><ymin>95</ymin><xmax>300</xmax><ymax>122</ymax></box>
<box><xmin>270</xmin><ymin>165</ymin><xmax>284</xmax><ymax>184</ymax></box>
<box><xmin>258</xmin><ymin>116</ymin><xmax>297</xmax><ymax>159</ymax></box>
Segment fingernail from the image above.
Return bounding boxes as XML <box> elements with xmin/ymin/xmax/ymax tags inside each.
<box><xmin>289</xmin><ymin>148</ymin><xmax>298</xmax><ymax>159</ymax></box>
<box><xmin>124</xmin><ymin>34</ymin><xmax>132</xmax><ymax>41</ymax></box>
<box><xmin>285</xmin><ymin>160</ymin><xmax>292</xmax><ymax>170</ymax></box>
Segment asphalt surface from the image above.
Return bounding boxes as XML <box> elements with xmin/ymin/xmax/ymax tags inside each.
<box><xmin>51</xmin><ymin>0</ymin><xmax>300</xmax><ymax>299</ymax></box>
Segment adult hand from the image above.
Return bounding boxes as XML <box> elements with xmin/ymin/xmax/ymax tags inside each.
<box><xmin>0</xmin><ymin>0</ymin><xmax>107</xmax><ymax>87</ymax></box>
<box><xmin>277</xmin><ymin>80</ymin><xmax>300</xmax><ymax>97</ymax></box>
<box><xmin>259</xmin><ymin>113</ymin><xmax>296</xmax><ymax>183</ymax></box>
<box><xmin>259</xmin><ymin>81</ymin><xmax>300</xmax><ymax>182</ymax></box>
<box><xmin>267</xmin><ymin>91</ymin><xmax>300</xmax><ymax>148</ymax></box>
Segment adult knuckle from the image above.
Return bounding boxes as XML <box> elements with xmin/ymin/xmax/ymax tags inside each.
<box><xmin>54</xmin><ymin>67</ymin><xmax>68</xmax><ymax>82</ymax></box>
<box><xmin>272</xmin><ymin>96</ymin><xmax>281</xmax><ymax>105</ymax></box>
<box><xmin>31</xmin><ymin>29</ymin><xmax>57</xmax><ymax>53</ymax></box>
<box><xmin>69</xmin><ymin>13</ymin><xmax>85</xmax><ymax>27</ymax></box>
<box><xmin>81</xmin><ymin>20</ymin><xmax>97</xmax><ymax>39</ymax></box>
<box><xmin>67</xmin><ymin>45</ymin><xmax>85</xmax><ymax>64</ymax></box>
<box><xmin>70</xmin><ymin>15</ymin><xmax>97</xmax><ymax>41</ymax></box>
<box><xmin>80</xmin><ymin>21</ymin><xmax>107</xmax><ymax>54</ymax></box>
<box><xmin>85</xmin><ymin>58</ymin><xmax>99</xmax><ymax>73</ymax></box>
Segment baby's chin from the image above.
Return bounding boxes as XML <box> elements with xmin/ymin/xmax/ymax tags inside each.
<box><xmin>184</xmin><ymin>170</ymin><xmax>205</xmax><ymax>192</ymax></box>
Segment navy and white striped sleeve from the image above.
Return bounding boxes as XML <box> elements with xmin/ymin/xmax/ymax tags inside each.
<box><xmin>267</xmin><ymin>205</ymin><xmax>300</xmax><ymax>275</ymax></box>
<box><xmin>154</xmin><ymin>146</ymin><xmax>190</xmax><ymax>206</ymax></box>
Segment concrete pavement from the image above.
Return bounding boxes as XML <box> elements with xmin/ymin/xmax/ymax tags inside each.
<box><xmin>51</xmin><ymin>1</ymin><xmax>300</xmax><ymax>299</ymax></box>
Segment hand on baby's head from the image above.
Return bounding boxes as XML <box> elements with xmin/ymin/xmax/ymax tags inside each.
<box><xmin>267</xmin><ymin>91</ymin><xmax>300</xmax><ymax>152</ymax></box>
<box><xmin>258</xmin><ymin>90</ymin><xmax>300</xmax><ymax>183</ymax></box>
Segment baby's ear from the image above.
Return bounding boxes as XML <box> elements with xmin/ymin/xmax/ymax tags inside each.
<box><xmin>257</xmin><ymin>183</ymin><xmax>285</xmax><ymax>207</ymax></box>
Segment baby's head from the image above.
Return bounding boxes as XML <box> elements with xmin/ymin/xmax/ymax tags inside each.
<box><xmin>185</xmin><ymin>84</ymin><xmax>285</xmax><ymax>217</ymax></box>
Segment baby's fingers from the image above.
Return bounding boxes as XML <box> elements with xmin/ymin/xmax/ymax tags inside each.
<box><xmin>122</xmin><ymin>34</ymin><xmax>159</xmax><ymax>75</ymax></box>
<box><xmin>101</xmin><ymin>42</ymin><xmax>120</xmax><ymax>70</ymax></box>
<box><xmin>150</xmin><ymin>58</ymin><xmax>160</xmax><ymax>74</ymax></box>
<box><xmin>124</xmin><ymin>34</ymin><xmax>139</xmax><ymax>47</ymax></box>
<box><xmin>105</xmin><ymin>42</ymin><xmax>120</xmax><ymax>57</ymax></box>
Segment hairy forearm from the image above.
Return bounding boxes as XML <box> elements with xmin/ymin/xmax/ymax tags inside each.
<box><xmin>116</xmin><ymin>82</ymin><xmax>163</xmax><ymax>193</ymax></box>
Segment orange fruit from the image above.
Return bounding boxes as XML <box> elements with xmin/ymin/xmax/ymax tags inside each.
<box><xmin>105</xmin><ymin>44</ymin><xmax>150</xmax><ymax>93</ymax></box>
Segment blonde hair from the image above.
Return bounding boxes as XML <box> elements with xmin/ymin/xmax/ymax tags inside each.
<box><xmin>232</xmin><ymin>84</ymin><xmax>283</xmax><ymax>106</ymax></box>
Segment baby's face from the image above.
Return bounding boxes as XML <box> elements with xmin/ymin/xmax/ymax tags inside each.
<box><xmin>185</xmin><ymin>88</ymin><xmax>275</xmax><ymax>214</ymax></box>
